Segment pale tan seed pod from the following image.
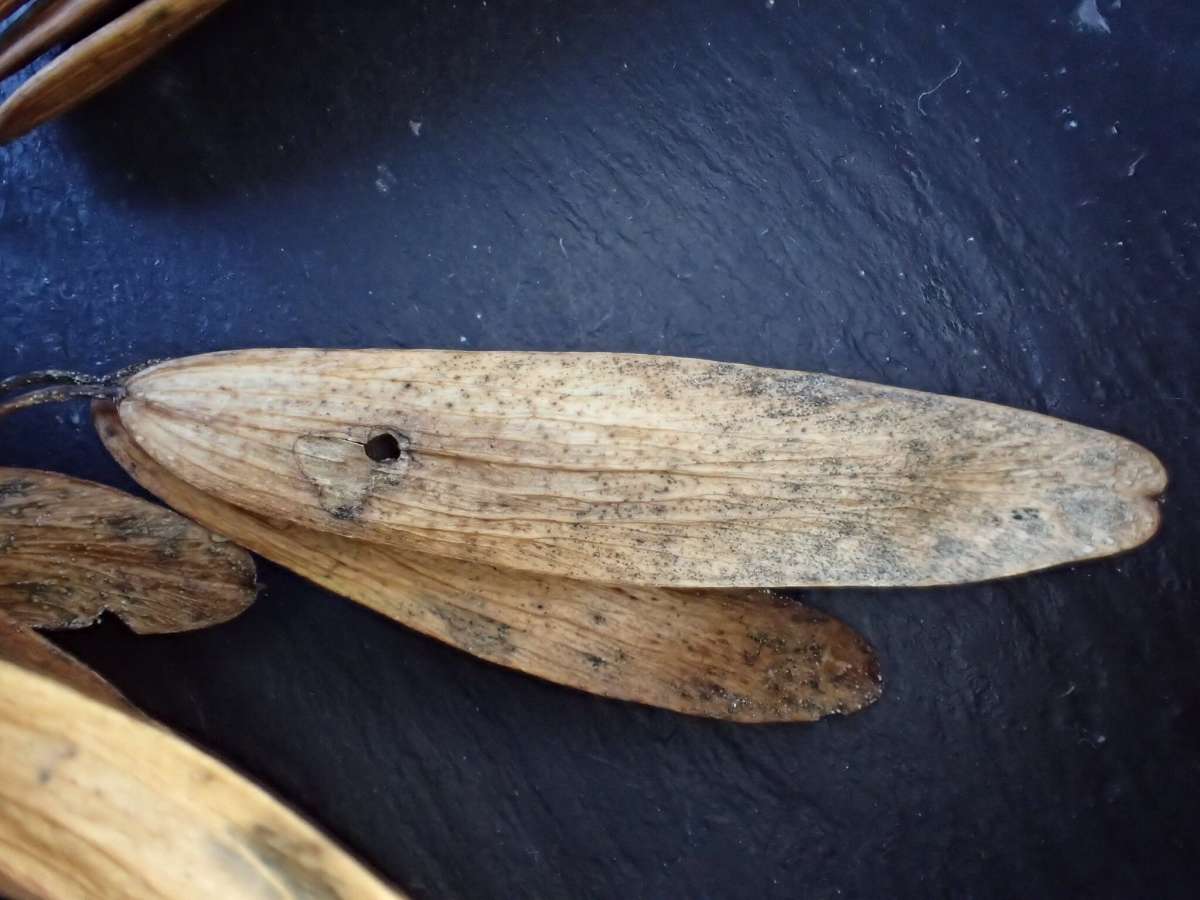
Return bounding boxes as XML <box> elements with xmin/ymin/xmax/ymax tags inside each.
<box><xmin>0</xmin><ymin>467</ymin><xmax>256</xmax><ymax>633</ymax></box>
<box><xmin>111</xmin><ymin>349</ymin><xmax>1165</xmax><ymax>588</ymax></box>
<box><xmin>0</xmin><ymin>659</ymin><xmax>405</xmax><ymax>900</ymax></box>
<box><xmin>96</xmin><ymin>402</ymin><xmax>883</xmax><ymax>724</ymax></box>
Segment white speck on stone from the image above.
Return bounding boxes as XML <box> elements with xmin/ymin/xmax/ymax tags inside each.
<box><xmin>766</xmin><ymin>0</ymin><xmax>775</xmax><ymax>8</ymax></box>
<box><xmin>1074</xmin><ymin>0</ymin><xmax>1111</xmax><ymax>34</ymax></box>
<box><xmin>1065</xmin><ymin>119</ymin><xmax>1079</xmax><ymax>130</ymax></box>
<box><xmin>409</xmin><ymin>120</ymin><xmax>423</xmax><ymax>137</ymax></box>
<box><xmin>374</xmin><ymin>163</ymin><xmax>398</xmax><ymax>194</ymax></box>
<box><xmin>459</xmin><ymin>335</ymin><xmax>468</xmax><ymax>344</ymax></box>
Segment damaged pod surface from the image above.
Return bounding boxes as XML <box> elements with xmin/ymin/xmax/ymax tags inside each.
<box><xmin>112</xmin><ymin>349</ymin><xmax>1165</xmax><ymax>588</ymax></box>
<box><xmin>97</xmin><ymin>402</ymin><xmax>882</xmax><ymax>723</ymax></box>
<box><xmin>0</xmin><ymin>660</ymin><xmax>404</xmax><ymax>900</ymax></box>
<box><xmin>0</xmin><ymin>467</ymin><xmax>256</xmax><ymax>633</ymax></box>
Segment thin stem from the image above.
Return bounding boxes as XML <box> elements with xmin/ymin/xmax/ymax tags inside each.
<box><xmin>111</xmin><ymin>358</ymin><xmax>164</xmax><ymax>381</ymax></box>
<box><xmin>1</xmin><ymin>358</ymin><xmax>160</xmax><ymax>400</ymax></box>
<box><xmin>0</xmin><ymin>369</ymin><xmax>107</xmax><ymax>397</ymax></box>
<box><xmin>0</xmin><ymin>383</ymin><xmax>125</xmax><ymax>419</ymax></box>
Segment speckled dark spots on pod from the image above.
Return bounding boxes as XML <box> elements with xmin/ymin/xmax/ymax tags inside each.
<box><xmin>110</xmin><ymin>349</ymin><xmax>1166</xmax><ymax>588</ymax></box>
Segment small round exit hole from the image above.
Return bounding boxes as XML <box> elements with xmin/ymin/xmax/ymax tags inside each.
<box><xmin>364</xmin><ymin>431</ymin><xmax>403</xmax><ymax>463</ymax></box>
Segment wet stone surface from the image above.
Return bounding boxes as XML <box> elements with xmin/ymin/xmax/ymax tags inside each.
<box><xmin>2</xmin><ymin>1</ymin><xmax>1198</xmax><ymax>897</ymax></box>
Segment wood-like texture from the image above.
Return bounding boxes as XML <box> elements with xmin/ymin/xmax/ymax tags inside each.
<box><xmin>0</xmin><ymin>659</ymin><xmax>405</xmax><ymax>899</ymax></box>
<box><xmin>0</xmin><ymin>467</ymin><xmax>256</xmax><ymax>632</ymax></box>
<box><xmin>97</xmin><ymin>401</ymin><xmax>882</xmax><ymax>723</ymax></box>
<box><xmin>0</xmin><ymin>1</ymin><xmax>123</xmax><ymax>83</ymax></box>
<box><xmin>2</xmin><ymin>2</ymin><xmax>1195</xmax><ymax>897</ymax></box>
<box><xmin>118</xmin><ymin>349</ymin><xmax>1165</xmax><ymax>588</ymax></box>
<box><xmin>0</xmin><ymin>610</ymin><xmax>139</xmax><ymax>714</ymax></box>
<box><xmin>0</xmin><ymin>0</ymin><xmax>229</xmax><ymax>142</ymax></box>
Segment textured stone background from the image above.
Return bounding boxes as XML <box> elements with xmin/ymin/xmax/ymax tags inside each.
<box><xmin>2</xmin><ymin>1</ymin><xmax>1197</xmax><ymax>896</ymax></box>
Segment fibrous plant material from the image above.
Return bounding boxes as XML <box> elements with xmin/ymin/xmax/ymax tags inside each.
<box><xmin>97</xmin><ymin>401</ymin><xmax>882</xmax><ymax>723</ymax></box>
<box><xmin>0</xmin><ymin>659</ymin><xmax>406</xmax><ymax>899</ymax></box>
<box><xmin>0</xmin><ymin>610</ymin><xmax>138</xmax><ymax>715</ymax></box>
<box><xmin>0</xmin><ymin>0</ymin><xmax>232</xmax><ymax>143</ymax></box>
<box><xmin>0</xmin><ymin>467</ymin><xmax>256</xmax><ymax>633</ymax></box>
<box><xmin>100</xmin><ymin>349</ymin><xmax>1164</xmax><ymax>588</ymax></box>
<box><xmin>0</xmin><ymin>0</ymin><xmax>125</xmax><ymax>83</ymax></box>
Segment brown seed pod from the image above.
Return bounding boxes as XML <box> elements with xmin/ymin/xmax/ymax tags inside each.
<box><xmin>0</xmin><ymin>467</ymin><xmax>256</xmax><ymax>633</ymax></box>
<box><xmin>0</xmin><ymin>0</ymin><xmax>233</xmax><ymax>144</ymax></box>
<box><xmin>0</xmin><ymin>610</ymin><xmax>139</xmax><ymax>715</ymax></box>
<box><xmin>97</xmin><ymin>401</ymin><xmax>882</xmax><ymax>723</ymax></box>
<box><xmin>0</xmin><ymin>659</ymin><xmax>405</xmax><ymax>899</ymax></box>
<box><xmin>97</xmin><ymin>348</ymin><xmax>1164</xmax><ymax>588</ymax></box>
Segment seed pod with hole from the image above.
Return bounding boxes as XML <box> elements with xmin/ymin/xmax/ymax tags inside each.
<box><xmin>96</xmin><ymin>401</ymin><xmax>882</xmax><ymax>723</ymax></box>
<box><xmin>97</xmin><ymin>349</ymin><xmax>1164</xmax><ymax>588</ymax></box>
<box><xmin>2</xmin><ymin>350</ymin><xmax>1166</xmax><ymax>587</ymax></box>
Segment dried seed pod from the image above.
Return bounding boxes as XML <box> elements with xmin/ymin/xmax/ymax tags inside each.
<box><xmin>97</xmin><ymin>402</ymin><xmax>882</xmax><ymax>723</ymax></box>
<box><xmin>0</xmin><ymin>610</ymin><xmax>139</xmax><ymax>715</ymax></box>
<box><xmin>105</xmin><ymin>349</ymin><xmax>1164</xmax><ymax>588</ymax></box>
<box><xmin>0</xmin><ymin>0</ymin><xmax>233</xmax><ymax>144</ymax></box>
<box><xmin>0</xmin><ymin>660</ymin><xmax>405</xmax><ymax>899</ymax></box>
<box><xmin>0</xmin><ymin>467</ymin><xmax>256</xmax><ymax>633</ymax></box>
<box><xmin>0</xmin><ymin>0</ymin><xmax>126</xmax><ymax>84</ymax></box>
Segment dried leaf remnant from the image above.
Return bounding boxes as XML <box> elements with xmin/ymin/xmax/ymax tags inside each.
<box><xmin>0</xmin><ymin>467</ymin><xmax>256</xmax><ymax>633</ymax></box>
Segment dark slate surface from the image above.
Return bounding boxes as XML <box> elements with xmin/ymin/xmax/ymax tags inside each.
<box><xmin>2</xmin><ymin>1</ymin><xmax>1197</xmax><ymax>897</ymax></box>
